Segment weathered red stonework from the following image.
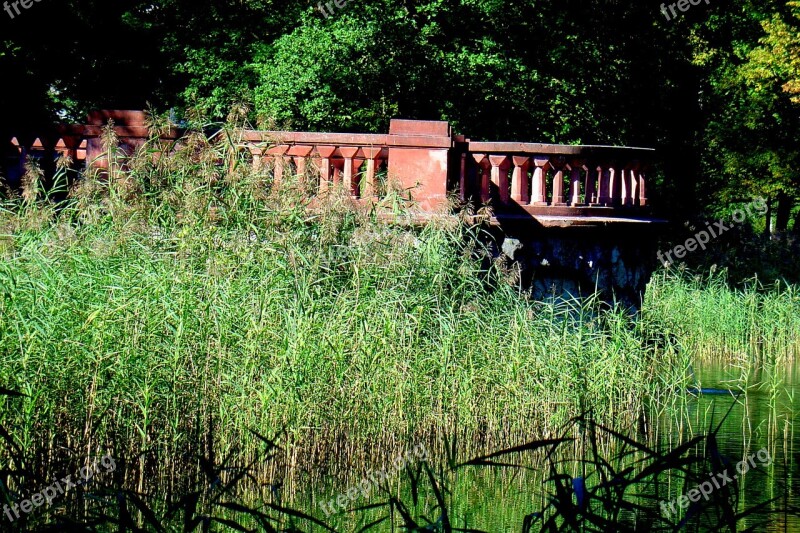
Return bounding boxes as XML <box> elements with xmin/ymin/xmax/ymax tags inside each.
<box><xmin>2</xmin><ymin>111</ymin><xmax>659</xmax><ymax>227</ymax></box>
<box><xmin>1</xmin><ymin>110</ymin><xmax>668</xmax><ymax>309</ymax></box>
<box><xmin>386</xmin><ymin>119</ymin><xmax>452</xmax><ymax>212</ymax></box>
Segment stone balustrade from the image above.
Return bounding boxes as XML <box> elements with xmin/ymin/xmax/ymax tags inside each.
<box><xmin>2</xmin><ymin>111</ymin><xmax>169</xmax><ymax>184</ymax></box>
<box><xmin>242</xmin><ymin>119</ymin><xmax>453</xmax><ymax>212</ymax></box>
<box><xmin>2</xmin><ymin>111</ymin><xmax>658</xmax><ymax>225</ymax></box>
<box><xmin>463</xmin><ymin>143</ymin><xmax>653</xmax><ymax>215</ymax></box>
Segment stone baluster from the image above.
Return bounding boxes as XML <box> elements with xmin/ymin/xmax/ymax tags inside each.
<box><xmin>584</xmin><ymin>162</ymin><xmax>598</xmax><ymax>204</ymax></box>
<box><xmin>622</xmin><ymin>162</ymin><xmax>639</xmax><ymax>207</ymax></box>
<box><xmin>77</xmin><ymin>139</ymin><xmax>87</xmax><ymax>164</ymax></box>
<box><xmin>354</xmin><ymin>157</ymin><xmax>366</xmax><ymax>197</ymax></box>
<box><xmin>459</xmin><ymin>153</ymin><xmax>468</xmax><ymax>201</ymax></box>
<box><xmin>362</xmin><ymin>147</ymin><xmax>383</xmax><ymax>198</ymax></box>
<box><xmin>62</xmin><ymin>136</ymin><xmax>81</xmax><ymax>164</ymax></box>
<box><xmin>315</xmin><ymin>146</ymin><xmax>337</xmax><ymax>194</ymax></box>
<box><xmin>250</xmin><ymin>146</ymin><xmax>263</xmax><ymax>172</ymax></box>
<box><xmin>18</xmin><ymin>135</ymin><xmax>40</xmax><ymax>170</ymax></box>
<box><xmin>31</xmin><ymin>137</ymin><xmax>46</xmax><ymax>154</ymax></box>
<box><xmin>607</xmin><ymin>163</ymin><xmax>622</xmax><ymax>206</ymax></box>
<box><xmin>488</xmin><ymin>155</ymin><xmax>511</xmax><ymax>203</ymax></box>
<box><xmin>618</xmin><ymin>167</ymin><xmax>628</xmax><ymax>206</ymax></box>
<box><xmin>567</xmin><ymin>159</ymin><xmax>586</xmax><ymax>205</ymax></box>
<box><xmin>339</xmin><ymin>147</ymin><xmax>360</xmax><ymax>196</ymax></box>
<box><xmin>550</xmin><ymin>157</ymin><xmax>567</xmax><ymax>206</ymax></box>
<box><xmin>331</xmin><ymin>158</ymin><xmax>343</xmax><ymax>186</ymax></box>
<box><xmin>638</xmin><ymin>167</ymin><xmax>648</xmax><ymax>206</ymax></box>
<box><xmin>471</xmin><ymin>154</ymin><xmax>491</xmax><ymax>203</ymax></box>
<box><xmin>10</xmin><ymin>137</ymin><xmax>25</xmax><ymax>177</ymax></box>
<box><xmin>9</xmin><ymin>137</ymin><xmax>21</xmax><ymax>157</ymax></box>
<box><xmin>267</xmin><ymin>145</ymin><xmax>289</xmax><ymax>185</ymax></box>
<box><xmin>511</xmin><ymin>156</ymin><xmax>530</xmax><ymax>204</ymax></box>
<box><xmin>289</xmin><ymin>146</ymin><xmax>314</xmax><ymax>185</ymax></box>
<box><xmin>596</xmin><ymin>163</ymin><xmax>611</xmax><ymax>206</ymax></box>
<box><xmin>531</xmin><ymin>157</ymin><xmax>550</xmax><ymax>206</ymax></box>
<box><xmin>54</xmin><ymin>138</ymin><xmax>69</xmax><ymax>159</ymax></box>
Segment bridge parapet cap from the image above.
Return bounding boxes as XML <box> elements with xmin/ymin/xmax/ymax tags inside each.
<box><xmin>467</xmin><ymin>141</ymin><xmax>655</xmax><ymax>159</ymax></box>
<box><xmin>389</xmin><ymin>119</ymin><xmax>451</xmax><ymax>137</ymax></box>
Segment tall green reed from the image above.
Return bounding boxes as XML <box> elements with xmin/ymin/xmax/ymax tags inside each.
<box><xmin>0</xmin><ymin>112</ymin><xmax>718</xmax><ymax>501</ymax></box>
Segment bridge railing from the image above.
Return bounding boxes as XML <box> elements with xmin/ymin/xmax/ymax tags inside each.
<box><xmin>463</xmin><ymin>142</ymin><xmax>653</xmax><ymax>213</ymax></box>
<box><xmin>2</xmin><ymin>111</ymin><xmax>172</xmax><ymax>185</ymax></box>
<box><xmin>2</xmin><ymin>112</ymin><xmax>656</xmax><ymax>219</ymax></box>
<box><xmin>243</xmin><ymin>130</ymin><xmax>389</xmax><ymax>199</ymax></box>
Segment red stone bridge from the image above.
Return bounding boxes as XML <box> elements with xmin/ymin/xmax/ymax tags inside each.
<box><xmin>3</xmin><ymin>110</ymin><xmax>659</xmax><ymax>229</ymax></box>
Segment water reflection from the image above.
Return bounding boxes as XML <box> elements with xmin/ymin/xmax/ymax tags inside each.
<box><xmin>674</xmin><ymin>359</ymin><xmax>799</xmax><ymax>531</ymax></box>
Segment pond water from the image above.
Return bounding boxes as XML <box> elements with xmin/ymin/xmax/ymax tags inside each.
<box><xmin>296</xmin><ymin>358</ymin><xmax>799</xmax><ymax>531</ymax></box>
<box><xmin>679</xmin><ymin>359</ymin><xmax>800</xmax><ymax>531</ymax></box>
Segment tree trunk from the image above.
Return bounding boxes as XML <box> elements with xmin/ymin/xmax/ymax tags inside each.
<box><xmin>764</xmin><ymin>196</ymin><xmax>773</xmax><ymax>237</ymax></box>
<box><xmin>775</xmin><ymin>191</ymin><xmax>792</xmax><ymax>233</ymax></box>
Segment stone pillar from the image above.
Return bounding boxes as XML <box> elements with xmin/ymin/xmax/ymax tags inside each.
<box><xmin>511</xmin><ymin>156</ymin><xmax>530</xmax><ymax>204</ymax></box>
<box><xmin>488</xmin><ymin>155</ymin><xmax>511</xmax><ymax>204</ymax></box>
<box><xmin>531</xmin><ymin>157</ymin><xmax>550</xmax><ymax>206</ymax></box>
<box><xmin>386</xmin><ymin>119</ymin><xmax>452</xmax><ymax>212</ymax></box>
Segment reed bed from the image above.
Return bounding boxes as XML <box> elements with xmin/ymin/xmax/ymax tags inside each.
<box><xmin>644</xmin><ymin>269</ymin><xmax>800</xmax><ymax>367</ymax></box>
<box><xmin>0</xmin><ymin>117</ymin><xmax>796</xmax><ymax>519</ymax></box>
<box><xmin>0</xmin><ymin>118</ymin><xmax>691</xmax><ymax>499</ymax></box>
<box><xmin>0</xmin><ymin>201</ymin><xmax>683</xmax><ymax>492</ymax></box>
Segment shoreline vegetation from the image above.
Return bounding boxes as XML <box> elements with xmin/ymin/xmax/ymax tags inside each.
<box><xmin>1</xmin><ymin>121</ymin><xmax>798</xmax><ymax>529</ymax></box>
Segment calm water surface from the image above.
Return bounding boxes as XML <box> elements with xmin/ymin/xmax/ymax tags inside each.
<box><xmin>297</xmin><ymin>359</ymin><xmax>799</xmax><ymax>531</ymax></box>
<box><xmin>680</xmin><ymin>359</ymin><xmax>800</xmax><ymax>531</ymax></box>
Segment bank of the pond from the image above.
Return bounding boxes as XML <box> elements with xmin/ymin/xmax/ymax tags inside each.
<box><xmin>644</xmin><ymin>269</ymin><xmax>800</xmax><ymax>365</ymax></box>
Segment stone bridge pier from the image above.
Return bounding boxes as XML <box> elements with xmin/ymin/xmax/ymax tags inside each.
<box><xmin>489</xmin><ymin>223</ymin><xmax>661</xmax><ymax>311</ymax></box>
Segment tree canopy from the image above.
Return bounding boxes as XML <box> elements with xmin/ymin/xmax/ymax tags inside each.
<box><xmin>1</xmin><ymin>0</ymin><xmax>797</xmax><ymax>230</ymax></box>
